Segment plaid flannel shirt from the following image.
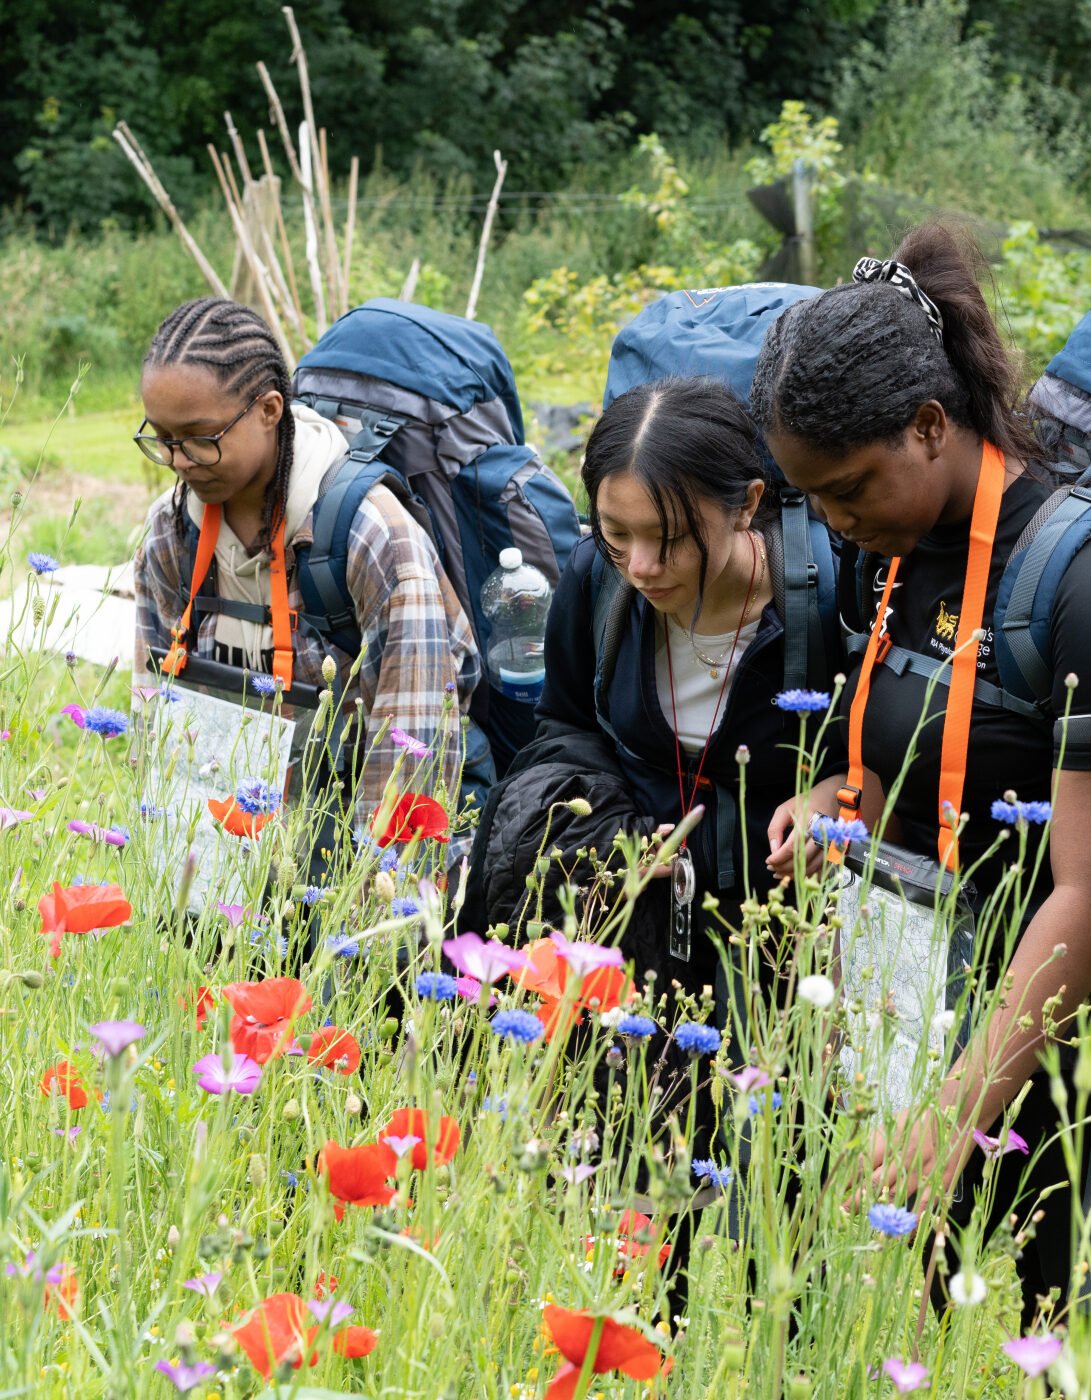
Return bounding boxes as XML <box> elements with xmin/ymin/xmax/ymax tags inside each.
<box><xmin>134</xmin><ymin>484</ymin><xmax>481</xmax><ymax>824</ymax></box>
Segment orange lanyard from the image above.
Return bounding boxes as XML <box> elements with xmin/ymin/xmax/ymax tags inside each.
<box><xmin>162</xmin><ymin>505</ymin><xmax>295</xmax><ymax>691</ymax></box>
<box><xmin>833</xmin><ymin>442</ymin><xmax>1005</xmax><ymax>871</ymax></box>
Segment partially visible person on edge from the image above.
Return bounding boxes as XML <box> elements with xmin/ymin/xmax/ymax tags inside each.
<box><xmin>752</xmin><ymin>222</ymin><xmax>1091</xmax><ymax>1324</ymax></box>
<box><xmin>132</xmin><ymin>297</ymin><xmax>480</xmax><ymax>843</ymax></box>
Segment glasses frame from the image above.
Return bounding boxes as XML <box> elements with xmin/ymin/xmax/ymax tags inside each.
<box><xmin>133</xmin><ymin>382</ymin><xmax>275</xmax><ymax>468</ymax></box>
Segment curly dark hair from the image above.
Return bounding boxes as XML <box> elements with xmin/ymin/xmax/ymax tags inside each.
<box><xmin>750</xmin><ymin>223</ymin><xmax>1039</xmax><ymax>464</ymax></box>
<box><xmin>582</xmin><ymin>375</ymin><xmax>769</xmax><ymax>617</ymax></box>
<box><xmin>143</xmin><ymin>297</ymin><xmax>294</xmax><ymax>552</ymax></box>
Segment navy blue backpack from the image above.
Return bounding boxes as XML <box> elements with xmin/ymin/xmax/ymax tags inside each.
<box><xmin>591</xmin><ymin>282</ymin><xmax>839</xmax><ymax>711</ymax></box>
<box><xmin>288</xmin><ymin>299</ymin><xmax>582</xmax><ymax>777</ymax></box>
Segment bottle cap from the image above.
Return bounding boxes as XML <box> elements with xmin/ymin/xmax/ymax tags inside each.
<box><xmin>498</xmin><ymin>547</ymin><xmax>523</xmax><ymax>570</ymax></box>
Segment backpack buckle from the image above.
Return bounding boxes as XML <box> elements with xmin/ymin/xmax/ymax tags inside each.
<box><xmin>875</xmin><ymin>633</ymin><xmax>892</xmax><ymax>664</ymax></box>
<box><xmin>836</xmin><ymin>784</ymin><xmax>863</xmax><ymax>812</ymax></box>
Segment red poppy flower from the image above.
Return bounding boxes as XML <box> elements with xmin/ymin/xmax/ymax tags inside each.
<box><xmin>579</xmin><ymin>964</ymin><xmax>633</xmax><ymax>1013</ymax></box>
<box><xmin>314</xmin><ymin>1271</ymin><xmax>339</xmax><ymax>1298</ymax></box>
<box><xmin>41</xmin><ymin>1060</ymin><xmax>93</xmax><ymax>1109</ymax></box>
<box><xmin>232</xmin><ymin>1293</ymin><xmax>319</xmax><ymax>1380</ymax></box>
<box><xmin>319</xmin><ymin>1140</ymin><xmax>397</xmax><ymax>1211</ymax></box>
<box><xmin>381</xmin><ymin>1107</ymin><xmax>461</xmax><ymax>1171</ymax></box>
<box><xmin>370</xmin><ymin>791</ymin><xmax>449</xmax><ymax>847</ymax></box>
<box><xmin>584</xmin><ymin>1210</ymin><xmax>671</xmax><ymax>1272</ymax></box>
<box><xmin>39</xmin><ymin>881</ymin><xmax>132</xmax><ymax>957</ymax></box>
<box><xmin>516</xmin><ymin>937</ymin><xmax>569</xmax><ymax>1000</ymax></box>
<box><xmin>536</xmin><ymin>997</ymin><xmax>583</xmax><ymax>1043</ymax></box>
<box><xmin>179</xmin><ymin>985</ymin><xmax>216</xmax><ymax>1031</ymax></box>
<box><xmin>45</xmin><ymin>1263</ymin><xmax>79</xmax><ymax>1320</ymax></box>
<box><xmin>307</xmin><ymin>1026</ymin><xmax>362</xmax><ymax>1075</ymax></box>
<box><xmin>333</xmin><ymin>1325</ymin><xmax>378</xmax><ymax>1358</ymax></box>
<box><xmin>223</xmin><ymin>978</ymin><xmax>312</xmax><ymax>1063</ymax></box>
<box><xmin>543</xmin><ymin>1306</ymin><xmax>670</xmax><ymax>1398</ymax></box>
<box><xmin>207</xmin><ymin>795</ymin><xmax>274</xmax><ymax>839</ymax></box>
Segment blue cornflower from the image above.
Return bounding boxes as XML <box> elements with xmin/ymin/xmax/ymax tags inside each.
<box><xmin>692</xmin><ymin>1159</ymin><xmax>734</xmax><ymax>1189</ymax></box>
<box><xmin>392</xmin><ymin>897</ymin><xmax>420</xmax><ymax>918</ymax></box>
<box><xmin>82</xmin><ymin>706</ymin><xmax>129</xmax><ymax>739</ymax></box>
<box><xmin>234</xmin><ymin>777</ymin><xmax>281</xmax><ymax>816</ymax></box>
<box><xmin>481</xmin><ymin>1095</ymin><xmax>508</xmax><ymax>1119</ymax></box>
<box><xmin>748</xmin><ymin>1090</ymin><xmax>784</xmax><ymax>1115</ymax></box>
<box><xmin>617</xmin><ymin>1014</ymin><xmax>658</xmax><ymax>1039</ymax></box>
<box><xmin>251</xmin><ymin>928</ymin><xmax>289</xmax><ymax>957</ymax></box>
<box><xmin>491</xmin><ymin>1009</ymin><xmax>544</xmax><ymax>1044</ymax></box>
<box><xmin>867</xmin><ymin>1203</ymin><xmax>918</xmax><ymax>1238</ymax></box>
<box><xmin>774</xmin><ymin>689</ymin><xmax>831</xmax><ymax>714</ymax></box>
<box><xmin>28</xmin><ymin>552</ymin><xmax>59</xmax><ymax>575</ymax></box>
<box><xmin>282</xmin><ymin>1170</ymin><xmax>299</xmax><ymax>1190</ymax></box>
<box><xmin>327</xmin><ymin>933</ymin><xmax>361</xmax><ymax>958</ymax></box>
<box><xmin>674</xmin><ymin>1021</ymin><xmax>721</xmax><ymax>1056</ymax></box>
<box><xmin>991</xmin><ymin>798</ymin><xmax>1052</xmax><ymax>826</ymax></box>
<box><xmin>380</xmin><ymin>848</ymin><xmax>399</xmax><ymax>873</ymax></box>
<box><xmin>811</xmin><ymin>815</ymin><xmax>869</xmax><ymax>846</ymax></box>
<box><xmin>416</xmin><ymin>972</ymin><xmax>457</xmax><ymax>1001</ymax></box>
<box><xmin>249</xmin><ymin>673</ymin><xmax>278</xmax><ymax>696</ymax></box>
<box><xmin>301</xmin><ymin>885</ymin><xmax>328</xmax><ymax>906</ymax></box>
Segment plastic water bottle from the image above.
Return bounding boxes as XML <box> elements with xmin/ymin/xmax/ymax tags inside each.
<box><xmin>481</xmin><ymin>547</ymin><xmax>553</xmax><ymax>703</ymax></box>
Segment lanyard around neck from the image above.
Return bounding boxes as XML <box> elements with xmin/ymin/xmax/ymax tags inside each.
<box><xmin>834</xmin><ymin>441</ymin><xmax>1006</xmax><ymax>871</ymax></box>
<box><xmin>162</xmin><ymin>506</ymin><xmax>295</xmax><ymax>692</ymax></box>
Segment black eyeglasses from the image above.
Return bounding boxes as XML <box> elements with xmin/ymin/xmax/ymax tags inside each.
<box><xmin>133</xmin><ymin>383</ymin><xmax>274</xmax><ymax>468</ymax></box>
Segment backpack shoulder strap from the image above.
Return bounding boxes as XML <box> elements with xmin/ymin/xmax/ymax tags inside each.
<box><xmin>772</xmin><ymin>492</ymin><xmax>838</xmax><ymax>691</ymax></box>
<box><xmin>996</xmin><ymin>482</ymin><xmax>1091</xmax><ymax>704</ymax></box>
<box><xmin>590</xmin><ymin>549</ymin><xmax>633</xmax><ymax>740</ymax></box>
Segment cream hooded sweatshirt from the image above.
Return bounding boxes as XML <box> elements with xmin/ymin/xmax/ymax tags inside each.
<box><xmin>184</xmin><ymin>402</ymin><xmax>346</xmax><ymax>668</ymax></box>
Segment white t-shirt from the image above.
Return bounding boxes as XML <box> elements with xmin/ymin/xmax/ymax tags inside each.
<box><xmin>654</xmin><ymin>613</ymin><xmax>761</xmax><ymax>753</ymax></box>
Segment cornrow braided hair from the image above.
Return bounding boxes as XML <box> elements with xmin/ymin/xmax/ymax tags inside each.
<box><xmin>143</xmin><ymin>297</ymin><xmax>295</xmax><ymax>552</ymax></box>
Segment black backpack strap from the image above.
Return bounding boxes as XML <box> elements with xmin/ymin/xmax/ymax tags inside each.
<box><xmin>776</xmin><ymin>490</ymin><xmax>827</xmax><ymax>690</ymax></box>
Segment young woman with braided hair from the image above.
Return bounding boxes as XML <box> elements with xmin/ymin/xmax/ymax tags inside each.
<box><xmin>133</xmin><ymin>297</ymin><xmax>480</xmax><ymax>828</ymax></box>
<box><xmin>753</xmin><ymin>223</ymin><xmax>1091</xmax><ymax>1323</ymax></box>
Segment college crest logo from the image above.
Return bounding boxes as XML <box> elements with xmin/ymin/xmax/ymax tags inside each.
<box><xmin>934</xmin><ymin>600</ymin><xmax>959</xmax><ymax>642</ymax></box>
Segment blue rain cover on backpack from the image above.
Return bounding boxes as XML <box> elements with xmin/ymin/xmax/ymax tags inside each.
<box><xmin>604</xmin><ymin>282</ymin><xmax>822</xmax><ymax>410</ymax></box>
<box><xmin>596</xmin><ymin>282</ymin><xmax>837</xmax><ymax>694</ymax></box>
<box><xmin>1046</xmin><ymin>308</ymin><xmax>1091</xmax><ymax>396</ymax></box>
<box><xmin>291</xmin><ymin>299</ymin><xmax>582</xmax><ymax>776</ymax></box>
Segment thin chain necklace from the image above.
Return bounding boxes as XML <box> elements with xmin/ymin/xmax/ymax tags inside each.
<box><xmin>673</xmin><ymin>533</ymin><xmax>767</xmax><ymax>678</ymax></box>
<box><xmin>664</xmin><ymin>528</ymin><xmax>760</xmax><ymax>843</ymax></box>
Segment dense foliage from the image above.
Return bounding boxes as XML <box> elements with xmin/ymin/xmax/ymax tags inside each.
<box><xmin>3</xmin><ymin>0</ymin><xmax>1091</xmax><ymax>237</ymax></box>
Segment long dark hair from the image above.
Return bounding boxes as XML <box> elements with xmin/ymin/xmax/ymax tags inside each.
<box><xmin>143</xmin><ymin>297</ymin><xmax>294</xmax><ymax>552</ymax></box>
<box><xmin>582</xmin><ymin>375</ymin><xmax>769</xmax><ymax>612</ymax></box>
<box><xmin>750</xmin><ymin>222</ymin><xmax>1039</xmax><ymax>463</ymax></box>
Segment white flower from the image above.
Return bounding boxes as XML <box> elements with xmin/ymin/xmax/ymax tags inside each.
<box><xmin>931</xmin><ymin>1009</ymin><xmax>956</xmax><ymax>1033</ymax></box>
<box><xmin>598</xmin><ymin>1005</ymin><xmax>625</xmax><ymax>1030</ymax></box>
<box><xmin>798</xmin><ymin>974</ymin><xmax>836</xmax><ymax>1010</ymax></box>
<box><xmin>949</xmin><ymin>1270</ymin><xmax>987</xmax><ymax>1306</ymax></box>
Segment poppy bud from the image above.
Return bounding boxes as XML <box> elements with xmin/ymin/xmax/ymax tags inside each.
<box><xmin>282</xmin><ymin>1098</ymin><xmax>301</xmax><ymax>1121</ymax></box>
<box><xmin>787</xmin><ymin>1375</ymin><xmax>813</xmax><ymax>1399</ymax></box>
<box><xmin>19</xmin><ymin>970</ymin><xmax>43</xmax><ymax>989</ymax></box>
<box><xmin>322</xmin><ymin>655</ymin><xmax>337</xmax><ymax>683</ymax></box>
<box><xmin>375</xmin><ymin>870</ymin><xmax>396</xmax><ymax>903</ymax></box>
<box><xmin>346</xmin><ymin>1093</ymin><xmax>363</xmax><ymax>1115</ymax></box>
<box><xmin>566</xmin><ymin>797</ymin><xmax>592</xmax><ymax>817</ymax></box>
<box><xmin>167</xmin><ymin>1225</ymin><xmax>181</xmax><ymax>1248</ymax></box>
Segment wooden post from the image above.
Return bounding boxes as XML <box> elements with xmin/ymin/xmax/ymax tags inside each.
<box><xmin>466</xmin><ymin>149</ymin><xmax>507</xmax><ymax>322</ymax></box>
<box><xmin>400</xmin><ymin>257</ymin><xmax>421</xmax><ymax>303</ymax></box>
<box><xmin>299</xmin><ymin>122</ymin><xmax>328</xmax><ymax>335</ymax></box>
<box><xmin>792</xmin><ymin>158</ymin><xmax>817</xmax><ymax>286</ymax></box>
<box><xmin>257</xmin><ymin>127</ymin><xmax>307</xmax><ymax>336</ymax></box>
<box><xmin>342</xmin><ymin>155</ymin><xmax>360</xmax><ymax>314</ymax></box>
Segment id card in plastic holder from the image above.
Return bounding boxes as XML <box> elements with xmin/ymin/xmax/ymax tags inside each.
<box><xmin>139</xmin><ymin>649</ymin><xmax>326</xmax><ymax>914</ymax></box>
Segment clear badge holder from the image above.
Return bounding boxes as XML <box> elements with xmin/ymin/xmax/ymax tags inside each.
<box><xmin>138</xmin><ymin>649</ymin><xmax>330</xmax><ymax>915</ymax></box>
<box><xmin>670</xmin><ymin>849</ymin><xmax>696</xmax><ymax>962</ymax></box>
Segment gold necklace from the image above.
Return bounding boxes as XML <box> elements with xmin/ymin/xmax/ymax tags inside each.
<box><xmin>683</xmin><ymin>534</ymin><xmax>767</xmax><ymax>678</ymax></box>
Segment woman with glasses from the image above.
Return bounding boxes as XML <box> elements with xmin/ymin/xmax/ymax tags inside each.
<box><xmin>133</xmin><ymin>297</ymin><xmax>480</xmax><ymax>822</ymax></box>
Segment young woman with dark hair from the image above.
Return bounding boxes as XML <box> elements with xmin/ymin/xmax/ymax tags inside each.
<box><xmin>133</xmin><ymin>298</ymin><xmax>480</xmax><ymax>820</ymax></box>
<box><xmin>753</xmin><ymin>223</ymin><xmax>1091</xmax><ymax>1322</ymax></box>
<box><xmin>531</xmin><ymin>374</ymin><xmax>841</xmax><ymax>999</ymax></box>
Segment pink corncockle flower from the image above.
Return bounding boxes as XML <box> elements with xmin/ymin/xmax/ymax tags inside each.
<box><xmin>182</xmin><ymin>1271</ymin><xmax>223</xmax><ymax>1299</ymax></box>
<box><xmin>61</xmin><ymin>703</ymin><xmax>86</xmax><ymax>729</ymax></box>
<box><xmin>882</xmin><ymin>1359</ymin><xmax>929</xmax><ymax>1393</ymax></box>
<box><xmin>155</xmin><ymin>1360</ymin><xmax>217</xmax><ymax>1392</ymax></box>
<box><xmin>729</xmin><ymin>1065</ymin><xmax>772</xmax><ymax>1093</ymax></box>
<box><xmin>215</xmin><ymin>901</ymin><xmax>265</xmax><ymax>929</ymax></box>
<box><xmin>308</xmin><ymin>1298</ymin><xmax>355</xmax><ymax>1325</ymax></box>
<box><xmin>0</xmin><ymin>807</ymin><xmax>33</xmax><ymax>830</ymax></box>
<box><xmin>1002</xmin><ymin>1334</ymin><xmax>1062</xmax><ymax>1377</ymax></box>
<box><xmin>973</xmin><ymin>1127</ymin><xmax>1029</xmax><ymax>1158</ymax></box>
<box><xmin>550</xmin><ymin>930</ymin><xmax>625</xmax><ymax>978</ymax></box>
<box><xmin>558</xmin><ymin>1163</ymin><xmax>597</xmax><ymax>1185</ymax></box>
<box><xmin>443</xmin><ymin>932</ymin><xmax>529</xmax><ymax>984</ymax></box>
<box><xmin>90</xmin><ymin>1019</ymin><xmax>146</xmax><ymax>1058</ymax></box>
<box><xmin>381</xmin><ymin>1134</ymin><xmax>422</xmax><ymax>1159</ymax></box>
<box><xmin>455</xmin><ymin>975</ymin><xmax>497</xmax><ymax>1006</ymax></box>
<box><xmin>390</xmin><ymin>727</ymin><xmax>433</xmax><ymax>760</ymax></box>
<box><xmin>54</xmin><ymin>1126</ymin><xmax>82</xmax><ymax>1142</ymax></box>
<box><xmin>25</xmin><ymin>788</ymin><xmax>48</xmax><ymax>802</ymax></box>
<box><xmin>192</xmin><ymin>1052</ymin><xmax>262</xmax><ymax>1096</ymax></box>
<box><xmin>68</xmin><ymin>820</ymin><xmax>127</xmax><ymax>847</ymax></box>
